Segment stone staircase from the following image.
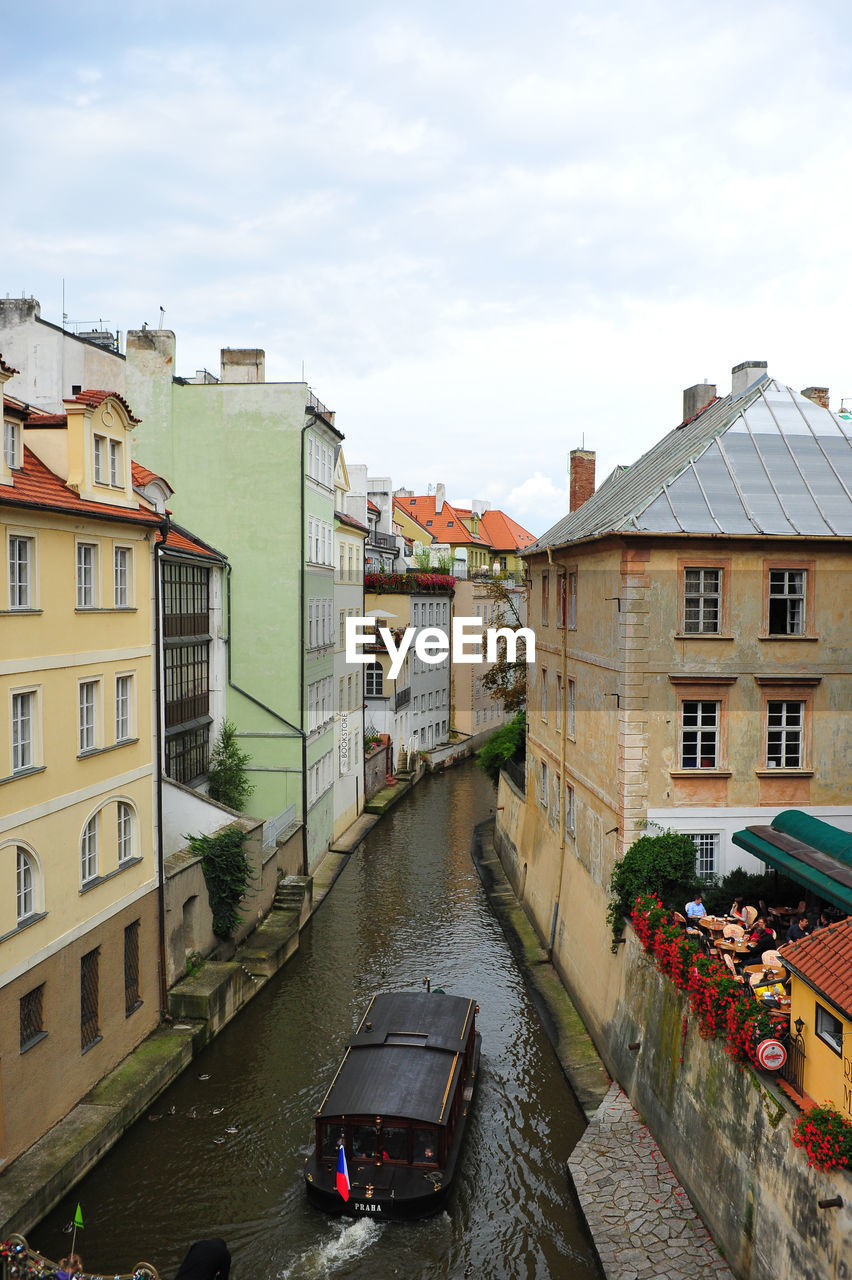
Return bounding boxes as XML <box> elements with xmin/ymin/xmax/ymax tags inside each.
<box><xmin>273</xmin><ymin>874</ymin><xmax>310</xmax><ymax>916</ymax></box>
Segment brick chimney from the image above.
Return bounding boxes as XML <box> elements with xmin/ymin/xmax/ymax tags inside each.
<box><xmin>220</xmin><ymin>348</ymin><xmax>265</xmax><ymax>383</ymax></box>
<box><xmin>570</xmin><ymin>449</ymin><xmax>596</xmax><ymax>512</ymax></box>
<box><xmin>801</xmin><ymin>386</ymin><xmax>830</xmax><ymax>410</ymax></box>
<box><xmin>682</xmin><ymin>382</ymin><xmax>716</xmax><ymax>422</ymax></box>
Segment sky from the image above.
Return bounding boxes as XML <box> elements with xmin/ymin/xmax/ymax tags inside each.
<box><xmin>5</xmin><ymin>0</ymin><xmax>852</xmax><ymax>536</ymax></box>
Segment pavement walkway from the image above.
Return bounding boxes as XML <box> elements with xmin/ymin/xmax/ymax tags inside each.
<box><xmin>567</xmin><ymin>1084</ymin><xmax>736</xmax><ymax>1280</ymax></box>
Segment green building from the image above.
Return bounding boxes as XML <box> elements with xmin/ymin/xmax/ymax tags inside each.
<box><xmin>125</xmin><ymin>332</ymin><xmax>340</xmax><ymax>869</ymax></box>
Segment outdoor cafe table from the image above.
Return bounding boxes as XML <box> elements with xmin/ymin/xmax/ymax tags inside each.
<box><xmin>699</xmin><ymin>915</ymin><xmax>727</xmax><ymax>935</ymax></box>
<box><xmin>715</xmin><ymin>939</ymin><xmax>751</xmax><ymax>958</ymax></box>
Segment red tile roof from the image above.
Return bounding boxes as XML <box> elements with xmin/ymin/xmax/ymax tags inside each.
<box><xmin>131</xmin><ymin>460</ymin><xmax>174</xmax><ymax>495</ymax></box>
<box><xmin>478</xmin><ymin>508</ymin><xmax>536</xmax><ymax>552</ymax></box>
<box><xmin>394</xmin><ymin>495</ymin><xmax>490</xmax><ymax>546</ymax></box>
<box><xmin>780</xmin><ymin>917</ymin><xmax>852</xmax><ymax>1018</ymax></box>
<box><xmin>66</xmin><ymin>389</ymin><xmax>141</xmax><ymax>424</ymax></box>
<box><xmin>165</xmin><ymin>523</ymin><xmax>225</xmax><ymax>560</ymax></box>
<box><xmin>0</xmin><ymin>446</ymin><xmax>161</xmax><ymax>528</ymax></box>
<box><xmin>367</xmin><ymin>499</ymin><xmax>381</xmax><ymax>514</ymax></box>
<box><xmin>335</xmin><ymin>509</ymin><xmax>368</xmax><ymax>533</ymax></box>
<box><xmin>0</xmin><ymin>354</ymin><xmax>19</xmax><ymax>376</ymax></box>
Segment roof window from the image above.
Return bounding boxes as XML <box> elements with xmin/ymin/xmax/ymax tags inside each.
<box><xmin>446</xmin><ymin>520</ymin><xmax>453</xmax><ymax>527</ymax></box>
<box><xmin>426</xmin><ymin>519</ymin><xmax>433</xmax><ymax>526</ymax></box>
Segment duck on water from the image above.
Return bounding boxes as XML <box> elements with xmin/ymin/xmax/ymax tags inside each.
<box><xmin>303</xmin><ymin>990</ymin><xmax>481</xmax><ymax>1221</ymax></box>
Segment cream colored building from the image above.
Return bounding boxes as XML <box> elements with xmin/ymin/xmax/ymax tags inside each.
<box><xmin>498</xmin><ymin>363</ymin><xmax>852</xmax><ymax>1032</ymax></box>
<box><xmin>332</xmin><ymin>451</ymin><xmax>367</xmax><ymax>838</ymax></box>
<box><xmin>0</xmin><ymin>365</ymin><xmax>162</xmax><ymax>1166</ymax></box>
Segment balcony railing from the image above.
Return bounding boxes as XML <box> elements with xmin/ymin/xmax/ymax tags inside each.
<box><xmin>503</xmin><ymin>756</ymin><xmax>526</xmax><ymax>793</ymax></box>
<box><xmin>165</xmin><ymin>692</ymin><xmax>209</xmax><ymax>728</ymax></box>
<box><xmin>372</xmin><ymin>531</ymin><xmax>397</xmax><ymax>550</ymax></box>
<box><xmin>778</xmin><ymin>1032</ymin><xmax>805</xmax><ymax>1095</ymax></box>
<box><xmin>306</xmin><ymin>389</ymin><xmax>335</xmax><ymax>424</ymax></box>
<box><xmin>394</xmin><ymin>687</ymin><xmax>411</xmax><ymax>711</ymax></box>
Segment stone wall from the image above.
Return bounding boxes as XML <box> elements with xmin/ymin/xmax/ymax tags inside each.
<box><xmin>494</xmin><ymin>777</ymin><xmax>852</xmax><ymax>1280</ymax></box>
<box><xmin>365</xmin><ymin>735</ymin><xmax>392</xmax><ymax>798</ymax></box>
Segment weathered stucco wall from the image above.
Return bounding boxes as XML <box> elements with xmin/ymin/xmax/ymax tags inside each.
<box><xmin>495</xmin><ymin>783</ymin><xmax>852</xmax><ymax>1280</ymax></box>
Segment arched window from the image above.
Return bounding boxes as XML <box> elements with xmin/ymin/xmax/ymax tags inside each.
<box><xmin>17</xmin><ymin>848</ymin><xmax>34</xmax><ymax>923</ymax></box>
<box><xmin>81</xmin><ymin>814</ymin><xmax>98</xmax><ymax>885</ymax></box>
<box><xmin>365</xmin><ymin>662</ymin><xmax>383</xmax><ymax>697</ymax></box>
<box><xmin>117</xmin><ymin>802</ymin><xmax>134</xmax><ymax>864</ymax></box>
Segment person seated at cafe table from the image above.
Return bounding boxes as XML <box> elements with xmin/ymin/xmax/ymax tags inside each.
<box><xmin>728</xmin><ymin>896</ymin><xmax>748</xmax><ymax>925</ymax></box>
<box><xmin>744</xmin><ymin>917</ymin><xmax>776</xmax><ymax>959</ymax></box>
<box><xmin>685</xmin><ymin>892</ymin><xmax>705</xmax><ymax>921</ymax></box>
<box><xmin>786</xmin><ymin>913</ymin><xmax>811</xmax><ymax>943</ymax></box>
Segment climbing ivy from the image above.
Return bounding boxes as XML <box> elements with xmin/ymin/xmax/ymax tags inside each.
<box><xmin>188</xmin><ymin>825</ymin><xmax>255</xmax><ymax>938</ymax></box>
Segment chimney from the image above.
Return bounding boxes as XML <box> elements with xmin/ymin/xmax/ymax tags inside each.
<box><xmin>682</xmin><ymin>382</ymin><xmax>716</xmax><ymax>422</ymax></box>
<box><xmin>731</xmin><ymin>360</ymin><xmax>767</xmax><ymax>397</ymax></box>
<box><xmin>471</xmin><ymin>498</ymin><xmax>490</xmax><ymax>516</ymax></box>
<box><xmin>435</xmin><ymin>482</ymin><xmax>445</xmax><ymax>514</ymax></box>
<box><xmin>570</xmin><ymin>449</ymin><xmax>596</xmax><ymax>512</ymax></box>
<box><xmin>801</xmin><ymin>386</ymin><xmax>830</xmax><ymax>411</ymax></box>
<box><xmin>220</xmin><ymin>348</ymin><xmax>265</xmax><ymax>383</ymax></box>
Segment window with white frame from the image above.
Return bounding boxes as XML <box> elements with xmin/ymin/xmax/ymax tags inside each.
<box><xmin>768</xmin><ymin>569</ymin><xmax>805</xmax><ymax>635</ymax></box>
<box><xmin>11</xmin><ymin>689</ymin><xmax>35</xmax><ymax>772</ymax></box>
<box><xmin>115</xmin><ymin>674</ymin><xmax>133</xmax><ymax>741</ymax></box>
<box><xmin>114</xmin><ymin>546</ymin><xmax>131</xmax><ymax>607</ymax></box>
<box><xmin>81</xmin><ymin>814</ymin><xmax>98</xmax><ymax>884</ymax></box>
<box><xmin>4</xmin><ymin>418</ymin><xmax>21</xmax><ymax>469</ymax></box>
<box><xmin>93</xmin><ymin>434</ymin><xmax>106</xmax><ymax>483</ymax></box>
<box><xmin>365</xmin><ymin>662</ymin><xmax>383</xmax><ymax>697</ymax></box>
<box><xmin>815</xmin><ymin>1003</ymin><xmax>843</xmax><ymax>1056</ymax></box>
<box><xmin>76</xmin><ymin>542</ymin><xmax>98</xmax><ymax>608</ymax></box>
<box><xmin>690</xmin><ymin>832</ymin><xmax>719</xmax><ymax>877</ymax></box>
<box><xmin>564</xmin><ymin>783</ymin><xmax>575</xmax><ymax>835</ymax></box>
<box><xmin>9</xmin><ymin>534</ymin><xmax>33</xmax><ymax>609</ymax></box>
<box><xmin>109</xmin><ymin>439</ymin><xmax>122</xmax><ymax>486</ymax></box>
<box><xmin>16</xmin><ymin>848</ymin><xmax>35</xmax><ymax>923</ymax></box>
<box><xmin>766</xmin><ymin>700</ymin><xmax>804</xmax><ymax>769</ymax></box>
<box><xmin>680</xmin><ymin>700</ymin><xmax>719</xmax><ymax>769</ymax></box>
<box><xmin>79</xmin><ymin>680</ymin><xmax>98</xmax><ymax>753</ymax></box>
<box><xmin>117</xmin><ymin>802</ymin><xmax>133</xmax><ymax>864</ymax></box>
<box><xmin>683</xmin><ymin>568</ymin><xmax>722</xmax><ymax>634</ymax></box>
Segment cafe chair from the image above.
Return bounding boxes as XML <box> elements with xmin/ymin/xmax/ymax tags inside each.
<box><xmin>723</xmin><ymin>953</ymin><xmax>744</xmax><ymax>984</ymax></box>
<box><xmin>743</xmin><ymin>906</ymin><xmax>758</xmax><ymax>928</ymax></box>
<box><xmin>761</xmin><ymin>950</ymin><xmax>783</xmax><ymax>968</ymax></box>
<box><xmin>722</xmin><ymin>923</ymin><xmax>744</xmax><ymax>939</ymax></box>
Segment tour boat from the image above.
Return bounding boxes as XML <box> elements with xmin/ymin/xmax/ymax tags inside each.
<box><xmin>304</xmin><ymin>989</ymin><xmax>481</xmax><ymax>1220</ymax></box>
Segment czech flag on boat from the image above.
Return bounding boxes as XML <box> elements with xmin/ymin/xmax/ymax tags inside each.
<box><xmin>336</xmin><ymin>1145</ymin><xmax>350</xmax><ymax>1201</ymax></box>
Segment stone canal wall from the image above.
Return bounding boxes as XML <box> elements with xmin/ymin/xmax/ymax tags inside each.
<box><xmin>494</xmin><ymin>778</ymin><xmax>852</xmax><ymax>1280</ymax></box>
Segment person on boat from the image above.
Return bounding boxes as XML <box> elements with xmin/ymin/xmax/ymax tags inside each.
<box><xmin>57</xmin><ymin>1254</ymin><xmax>84</xmax><ymax>1279</ymax></box>
<box><xmin>174</xmin><ymin>1238</ymin><xmax>231</xmax><ymax>1280</ymax></box>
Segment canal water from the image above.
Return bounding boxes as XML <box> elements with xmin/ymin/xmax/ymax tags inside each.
<box><xmin>34</xmin><ymin>762</ymin><xmax>602</xmax><ymax>1280</ymax></box>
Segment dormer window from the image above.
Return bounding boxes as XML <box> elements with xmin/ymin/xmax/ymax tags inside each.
<box><xmin>4</xmin><ymin>419</ymin><xmax>21</xmax><ymax>470</ymax></box>
<box><xmin>109</xmin><ymin>439</ymin><xmax>122</xmax><ymax>486</ymax></box>
<box><xmin>94</xmin><ymin>434</ymin><xmax>123</xmax><ymax>487</ymax></box>
<box><xmin>94</xmin><ymin>434</ymin><xmax>106</xmax><ymax>483</ymax></box>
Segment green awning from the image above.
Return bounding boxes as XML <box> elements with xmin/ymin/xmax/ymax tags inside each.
<box><xmin>732</xmin><ymin>812</ymin><xmax>852</xmax><ymax>915</ymax></box>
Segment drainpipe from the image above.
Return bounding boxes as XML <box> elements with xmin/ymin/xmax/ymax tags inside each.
<box><xmin>154</xmin><ymin>516</ymin><xmax>170</xmax><ymax>1014</ymax></box>
<box><xmin>545</xmin><ymin>545</ymin><xmax>568</xmax><ymax>959</ymax></box>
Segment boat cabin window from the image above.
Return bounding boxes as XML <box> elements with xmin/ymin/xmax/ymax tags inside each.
<box><xmin>413</xmin><ymin>1128</ymin><xmax>439</xmax><ymax>1165</ymax></box>
<box><xmin>352</xmin><ymin>1123</ymin><xmax>379</xmax><ymax>1159</ymax></box>
<box><xmin>380</xmin><ymin>1125</ymin><xmax>408</xmax><ymax>1162</ymax></box>
<box><xmin>321</xmin><ymin>1124</ymin><xmax>345</xmax><ymax>1160</ymax></box>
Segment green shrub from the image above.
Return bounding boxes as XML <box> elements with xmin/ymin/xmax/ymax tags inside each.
<box><xmin>608</xmin><ymin>831</ymin><xmax>698</xmax><ymax>944</ymax></box>
<box><xmin>476</xmin><ymin>711</ymin><xmax>525</xmax><ymax>783</ymax></box>
<box><xmin>188</xmin><ymin>825</ymin><xmax>255</xmax><ymax>938</ymax></box>
<box><xmin>207</xmin><ymin>720</ymin><xmax>254</xmax><ymax>812</ymax></box>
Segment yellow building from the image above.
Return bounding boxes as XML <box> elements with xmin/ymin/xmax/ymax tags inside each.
<box><xmin>780</xmin><ymin>919</ymin><xmax>852</xmax><ymax>1115</ymax></box>
<box><xmin>0</xmin><ymin>366</ymin><xmax>163</xmax><ymax>1166</ymax></box>
<box><xmin>498</xmin><ymin>364</ymin><xmax>852</xmax><ymax>1035</ymax></box>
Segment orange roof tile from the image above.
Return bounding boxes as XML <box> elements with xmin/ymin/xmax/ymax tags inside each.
<box><xmin>1</xmin><ymin>354</ymin><xmax>19</xmax><ymax>376</ymax></box>
<box><xmin>131</xmin><ymin>460</ymin><xmax>174</xmax><ymax>495</ymax></box>
<box><xmin>780</xmin><ymin>917</ymin><xmax>852</xmax><ymax>1018</ymax></box>
<box><xmin>0</xmin><ymin>446</ymin><xmax>161</xmax><ymax>528</ymax></box>
<box><xmin>165</xmin><ymin>522</ymin><xmax>226</xmax><ymax>560</ymax></box>
<box><xmin>479</xmin><ymin>508</ymin><xmax>536</xmax><ymax>552</ymax></box>
<box><xmin>66</xmin><ymin>389</ymin><xmax>141</xmax><ymax>424</ymax></box>
<box><xmin>395</xmin><ymin>495</ymin><xmax>490</xmax><ymax>546</ymax></box>
<box><xmin>367</xmin><ymin>498</ymin><xmax>381</xmax><ymax>514</ymax></box>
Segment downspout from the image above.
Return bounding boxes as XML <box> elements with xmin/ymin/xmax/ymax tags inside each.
<box><xmin>154</xmin><ymin>516</ymin><xmax>170</xmax><ymax>1015</ymax></box>
<box><xmin>299</xmin><ymin>420</ymin><xmax>310</xmax><ymax>874</ymax></box>
<box><xmin>546</xmin><ymin>545</ymin><xmax>567</xmax><ymax>959</ymax></box>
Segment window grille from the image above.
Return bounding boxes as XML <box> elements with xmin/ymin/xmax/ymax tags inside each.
<box><xmin>165</xmin><ymin>725</ymin><xmax>210</xmax><ymax>784</ymax></box>
<box><xmin>681</xmin><ymin>700</ymin><xmax>719</xmax><ymax>768</ymax></box>
<box><xmin>114</xmin><ymin>547</ymin><xmax>130</xmax><ymax>607</ymax></box>
<box><xmin>767</xmin><ymin>701</ymin><xmax>804</xmax><ymax>768</ymax></box>
<box><xmin>768</xmin><ymin>570</ymin><xmax>805</xmax><ymax>635</ymax></box>
<box><xmin>4</xmin><ymin>418</ymin><xmax>20</xmax><ymax>468</ymax></box>
<box><xmin>116</xmin><ymin>674</ymin><xmax>132</xmax><ymax>740</ymax></box>
<box><xmin>164</xmin><ymin>643</ymin><xmax>209</xmax><ymax>727</ymax></box>
<box><xmin>125</xmin><ymin>920</ymin><xmax>140</xmax><ymax>1014</ymax></box>
<box><xmin>20</xmin><ymin>984</ymin><xmax>45</xmax><ymax>1051</ymax></box>
<box><xmin>12</xmin><ymin>691</ymin><xmax>34</xmax><ymax>771</ymax></box>
<box><xmin>80</xmin><ymin>948</ymin><xmax>100</xmax><ymax>1050</ymax></box>
<box><xmin>77</xmin><ymin>543</ymin><xmax>96</xmax><ymax>608</ymax></box>
<box><xmin>79</xmin><ymin>680</ymin><xmax>97</xmax><ymax>752</ymax></box>
<box><xmin>690</xmin><ymin>832</ymin><xmax>719</xmax><ymax>877</ymax></box>
<box><xmin>162</xmin><ymin>562</ymin><xmax>210</xmax><ymax>637</ymax></box>
<box><xmin>683</xmin><ymin>568</ymin><xmax>721</xmax><ymax>633</ymax></box>
<box><xmin>93</xmin><ymin>434</ymin><xmax>105</xmax><ymax>483</ymax></box>
<box><xmin>365</xmin><ymin>662</ymin><xmax>383</xmax><ymax>697</ymax></box>
<box><xmin>109</xmin><ymin>439</ymin><xmax>121</xmax><ymax>486</ymax></box>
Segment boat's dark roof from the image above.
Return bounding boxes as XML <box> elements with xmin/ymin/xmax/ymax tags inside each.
<box><xmin>317</xmin><ymin>991</ymin><xmax>476</xmax><ymax>1126</ymax></box>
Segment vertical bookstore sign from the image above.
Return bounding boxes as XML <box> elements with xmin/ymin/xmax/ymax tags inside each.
<box><xmin>339</xmin><ymin>712</ymin><xmax>349</xmax><ymax>775</ymax></box>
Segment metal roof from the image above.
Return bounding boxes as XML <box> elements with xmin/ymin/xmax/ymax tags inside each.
<box><xmin>531</xmin><ymin>376</ymin><xmax>852</xmax><ymax>551</ymax></box>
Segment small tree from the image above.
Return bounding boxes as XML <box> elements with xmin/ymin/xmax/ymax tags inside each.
<box><xmin>607</xmin><ymin>830</ymin><xmax>698</xmax><ymax>944</ymax></box>
<box><xmin>414</xmin><ymin>546</ymin><xmax>433</xmax><ymax>570</ymax></box>
<box><xmin>207</xmin><ymin>720</ymin><xmax>254</xmax><ymax>812</ymax></box>
<box><xmin>477</xmin><ymin>711</ymin><xmax>526</xmax><ymax>783</ymax></box>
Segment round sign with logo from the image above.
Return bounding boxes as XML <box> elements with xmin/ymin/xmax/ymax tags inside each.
<box><xmin>756</xmin><ymin>1039</ymin><xmax>787</xmax><ymax>1070</ymax></box>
